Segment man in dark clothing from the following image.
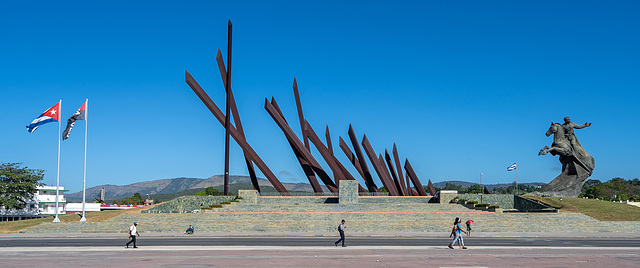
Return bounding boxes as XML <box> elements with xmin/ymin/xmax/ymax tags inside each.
<box><xmin>334</xmin><ymin>219</ymin><xmax>346</xmax><ymax>247</ymax></box>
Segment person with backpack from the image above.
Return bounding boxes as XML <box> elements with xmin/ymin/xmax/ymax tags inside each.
<box><xmin>334</xmin><ymin>219</ymin><xmax>346</xmax><ymax>247</ymax></box>
<box><xmin>448</xmin><ymin>217</ymin><xmax>467</xmax><ymax>249</ymax></box>
<box><xmin>126</xmin><ymin>221</ymin><xmax>140</xmax><ymax>248</ymax></box>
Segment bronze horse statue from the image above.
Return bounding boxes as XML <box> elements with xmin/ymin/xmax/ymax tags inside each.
<box><xmin>534</xmin><ymin>120</ymin><xmax>595</xmax><ymax>197</ymax></box>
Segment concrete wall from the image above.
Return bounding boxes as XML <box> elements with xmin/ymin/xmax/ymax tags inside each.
<box><xmin>514</xmin><ymin>196</ymin><xmax>553</xmax><ymax>211</ymax></box>
<box><xmin>238</xmin><ymin>190</ymin><xmax>259</xmax><ymax>204</ymax></box>
<box><xmin>457</xmin><ymin>194</ymin><xmax>515</xmax><ymax>209</ymax></box>
<box><xmin>66</xmin><ymin>203</ymin><xmax>101</xmax><ymax>212</ymax></box>
<box><xmin>143</xmin><ymin>196</ymin><xmax>235</xmax><ymax>213</ymax></box>
<box><xmin>339</xmin><ymin>180</ymin><xmax>359</xmax><ymax>204</ymax></box>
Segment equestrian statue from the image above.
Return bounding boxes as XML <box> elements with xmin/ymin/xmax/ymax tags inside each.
<box><xmin>535</xmin><ymin>117</ymin><xmax>595</xmax><ymax>197</ymax></box>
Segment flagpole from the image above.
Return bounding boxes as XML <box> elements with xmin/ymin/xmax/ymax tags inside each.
<box><xmin>53</xmin><ymin>100</ymin><xmax>61</xmax><ymax>223</ymax></box>
<box><xmin>80</xmin><ymin>99</ymin><xmax>88</xmax><ymax>222</ymax></box>
<box><xmin>515</xmin><ymin>162</ymin><xmax>518</xmax><ymax>196</ymax></box>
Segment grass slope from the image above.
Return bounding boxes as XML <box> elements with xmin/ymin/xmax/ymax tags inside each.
<box><xmin>526</xmin><ymin>196</ymin><xmax>640</xmax><ymax>221</ymax></box>
<box><xmin>0</xmin><ymin>205</ymin><xmax>155</xmax><ymax>234</ymax></box>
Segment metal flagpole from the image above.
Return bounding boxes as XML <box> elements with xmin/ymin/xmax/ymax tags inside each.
<box><xmin>80</xmin><ymin>99</ymin><xmax>88</xmax><ymax>222</ymax></box>
<box><xmin>53</xmin><ymin>100</ymin><xmax>61</xmax><ymax>223</ymax></box>
<box><xmin>480</xmin><ymin>172</ymin><xmax>483</xmax><ymax>203</ymax></box>
<box><xmin>515</xmin><ymin>162</ymin><xmax>518</xmax><ymax>196</ymax></box>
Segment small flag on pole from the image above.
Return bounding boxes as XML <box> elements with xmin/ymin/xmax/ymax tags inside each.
<box><xmin>26</xmin><ymin>102</ymin><xmax>60</xmax><ymax>133</ymax></box>
<box><xmin>507</xmin><ymin>162</ymin><xmax>517</xmax><ymax>171</ymax></box>
<box><xmin>62</xmin><ymin>100</ymin><xmax>87</xmax><ymax>140</ymax></box>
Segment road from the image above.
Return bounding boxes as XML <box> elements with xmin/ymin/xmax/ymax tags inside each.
<box><xmin>2</xmin><ymin>236</ymin><xmax>639</xmax><ymax>248</ymax></box>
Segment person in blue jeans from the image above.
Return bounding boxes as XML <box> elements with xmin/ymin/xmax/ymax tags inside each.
<box><xmin>448</xmin><ymin>217</ymin><xmax>467</xmax><ymax>249</ymax></box>
<box><xmin>334</xmin><ymin>219</ymin><xmax>346</xmax><ymax>247</ymax></box>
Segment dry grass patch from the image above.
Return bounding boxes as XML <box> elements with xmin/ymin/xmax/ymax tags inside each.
<box><xmin>525</xmin><ymin>196</ymin><xmax>640</xmax><ymax>221</ymax></box>
<box><xmin>0</xmin><ymin>204</ymin><xmax>159</xmax><ymax>234</ymax></box>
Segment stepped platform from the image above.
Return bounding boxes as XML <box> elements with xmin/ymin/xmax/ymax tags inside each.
<box><xmin>24</xmin><ymin>195</ymin><xmax>640</xmax><ymax>233</ymax></box>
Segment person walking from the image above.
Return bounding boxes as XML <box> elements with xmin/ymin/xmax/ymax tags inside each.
<box><xmin>334</xmin><ymin>219</ymin><xmax>346</xmax><ymax>247</ymax></box>
<box><xmin>448</xmin><ymin>217</ymin><xmax>467</xmax><ymax>249</ymax></box>
<box><xmin>465</xmin><ymin>220</ymin><xmax>474</xmax><ymax>237</ymax></box>
<box><xmin>126</xmin><ymin>221</ymin><xmax>139</xmax><ymax>248</ymax></box>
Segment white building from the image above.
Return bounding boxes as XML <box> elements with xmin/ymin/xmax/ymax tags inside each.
<box><xmin>35</xmin><ymin>186</ymin><xmax>68</xmax><ymax>216</ymax></box>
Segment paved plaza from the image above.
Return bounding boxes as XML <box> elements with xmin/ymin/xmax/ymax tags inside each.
<box><xmin>2</xmin><ymin>244</ymin><xmax>639</xmax><ymax>267</ymax></box>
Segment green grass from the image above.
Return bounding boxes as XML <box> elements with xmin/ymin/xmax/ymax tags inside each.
<box><xmin>526</xmin><ymin>196</ymin><xmax>640</xmax><ymax>221</ymax></box>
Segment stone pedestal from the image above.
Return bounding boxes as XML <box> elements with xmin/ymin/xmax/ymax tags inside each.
<box><xmin>339</xmin><ymin>180</ymin><xmax>359</xmax><ymax>204</ymax></box>
<box><xmin>238</xmin><ymin>190</ymin><xmax>259</xmax><ymax>204</ymax></box>
<box><xmin>438</xmin><ymin>190</ymin><xmax>458</xmax><ymax>204</ymax></box>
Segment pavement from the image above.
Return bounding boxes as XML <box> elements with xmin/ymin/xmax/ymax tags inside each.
<box><xmin>3</xmin><ymin>231</ymin><xmax>640</xmax><ymax>238</ymax></box>
<box><xmin>1</xmin><ymin>232</ymin><xmax>639</xmax><ymax>267</ymax></box>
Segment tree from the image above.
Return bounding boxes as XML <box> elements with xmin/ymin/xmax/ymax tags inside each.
<box><xmin>115</xmin><ymin>192</ymin><xmax>145</xmax><ymax>205</ymax></box>
<box><xmin>465</xmin><ymin>184</ymin><xmax>482</xmax><ymax>194</ymax></box>
<box><xmin>205</xmin><ymin>187</ymin><xmax>220</xmax><ymax>196</ymax></box>
<box><xmin>0</xmin><ymin>163</ymin><xmax>44</xmax><ymax>209</ymax></box>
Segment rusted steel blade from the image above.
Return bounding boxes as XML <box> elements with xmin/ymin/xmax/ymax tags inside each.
<box><xmin>427</xmin><ymin>179</ymin><xmax>437</xmax><ymax>196</ymax></box>
<box><xmin>404</xmin><ymin>159</ymin><xmax>428</xmax><ymax>196</ymax></box>
<box><xmin>348</xmin><ymin>126</ymin><xmax>379</xmax><ymax>192</ymax></box>
<box><xmin>292</xmin><ymin>78</ymin><xmax>310</xmax><ymax>151</ymax></box>
<box><xmin>223</xmin><ymin>20</ymin><xmax>233</xmax><ymax>196</ymax></box>
<box><xmin>339</xmin><ymin>137</ymin><xmax>366</xmax><ymax>179</ymax></box>
<box><xmin>324</xmin><ymin>125</ymin><xmax>340</xmax><ymax>185</ymax></box>
<box><xmin>325</xmin><ymin>126</ymin><xmax>333</xmax><ymax>154</ymax></box>
<box><xmin>361</xmin><ymin>134</ymin><xmax>397</xmax><ymax>195</ymax></box>
<box><xmin>379</xmin><ymin>153</ymin><xmax>400</xmax><ymax>196</ymax></box>
<box><xmin>392</xmin><ymin>144</ymin><xmax>407</xmax><ymax>196</ymax></box>
<box><xmin>215</xmin><ymin>49</ymin><xmax>260</xmax><ymax>192</ymax></box>
<box><xmin>304</xmin><ymin>121</ymin><xmax>366</xmax><ymax>192</ymax></box>
<box><xmin>185</xmin><ymin>70</ymin><xmax>288</xmax><ymax>195</ymax></box>
<box><xmin>484</xmin><ymin>186</ymin><xmax>491</xmax><ymax>194</ymax></box>
<box><xmin>270</xmin><ymin>98</ymin><xmax>323</xmax><ymax>194</ymax></box>
<box><xmin>264</xmin><ymin>98</ymin><xmax>338</xmax><ymax>193</ymax></box>
<box><xmin>385</xmin><ymin>149</ymin><xmax>405</xmax><ymax>196</ymax></box>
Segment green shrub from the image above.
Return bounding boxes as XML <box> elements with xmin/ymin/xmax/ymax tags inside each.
<box><xmin>194</xmin><ymin>192</ymin><xmax>206</xmax><ymax>196</ymax></box>
<box><xmin>211</xmin><ymin>204</ymin><xmax>223</xmax><ymax>208</ymax></box>
<box><xmin>489</xmin><ymin>205</ymin><xmax>500</xmax><ymax>209</ymax></box>
<box><xmin>467</xmin><ymin>201</ymin><xmax>478</xmax><ymax>205</ymax></box>
<box><xmin>475</xmin><ymin>203</ymin><xmax>490</xmax><ymax>207</ymax></box>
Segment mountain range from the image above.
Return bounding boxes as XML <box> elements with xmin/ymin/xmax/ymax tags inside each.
<box><xmin>65</xmin><ymin>176</ymin><xmax>545</xmax><ymax>201</ymax></box>
<box><xmin>65</xmin><ymin>175</ymin><xmax>329</xmax><ymax>201</ymax></box>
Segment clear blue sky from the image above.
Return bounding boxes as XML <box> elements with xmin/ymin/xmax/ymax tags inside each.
<box><xmin>2</xmin><ymin>1</ymin><xmax>639</xmax><ymax>193</ymax></box>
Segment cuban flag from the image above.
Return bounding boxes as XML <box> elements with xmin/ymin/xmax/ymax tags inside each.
<box><xmin>62</xmin><ymin>100</ymin><xmax>87</xmax><ymax>140</ymax></box>
<box><xmin>26</xmin><ymin>102</ymin><xmax>60</xmax><ymax>133</ymax></box>
<box><xmin>507</xmin><ymin>162</ymin><xmax>517</xmax><ymax>171</ymax></box>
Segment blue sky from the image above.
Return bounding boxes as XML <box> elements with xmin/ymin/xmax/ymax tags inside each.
<box><xmin>1</xmin><ymin>1</ymin><xmax>639</xmax><ymax>193</ymax></box>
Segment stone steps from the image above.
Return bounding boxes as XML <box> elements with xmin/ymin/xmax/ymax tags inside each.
<box><xmin>26</xmin><ymin>210</ymin><xmax>637</xmax><ymax>233</ymax></box>
<box><xmin>213</xmin><ymin>203</ymin><xmax>472</xmax><ymax>213</ymax></box>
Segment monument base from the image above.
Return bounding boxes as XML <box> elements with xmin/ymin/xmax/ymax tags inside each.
<box><xmin>533</xmin><ymin>156</ymin><xmax>593</xmax><ymax>197</ymax></box>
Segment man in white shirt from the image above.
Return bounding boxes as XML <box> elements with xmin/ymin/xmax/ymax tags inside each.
<box><xmin>126</xmin><ymin>222</ymin><xmax>139</xmax><ymax>248</ymax></box>
<box><xmin>334</xmin><ymin>219</ymin><xmax>346</xmax><ymax>247</ymax></box>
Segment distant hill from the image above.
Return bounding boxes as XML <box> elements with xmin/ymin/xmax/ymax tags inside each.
<box><xmin>432</xmin><ymin>180</ymin><xmax>546</xmax><ymax>190</ymax></box>
<box><xmin>66</xmin><ymin>176</ymin><xmax>546</xmax><ymax>202</ymax></box>
<box><xmin>65</xmin><ymin>175</ymin><xmax>329</xmax><ymax>202</ymax></box>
